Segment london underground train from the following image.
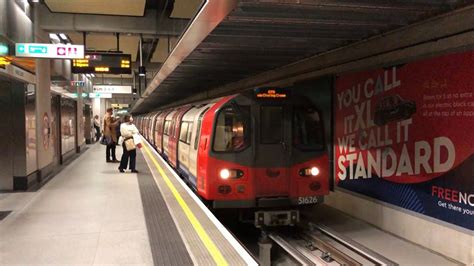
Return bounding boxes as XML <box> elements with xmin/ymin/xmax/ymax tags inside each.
<box><xmin>136</xmin><ymin>88</ymin><xmax>329</xmax><ymax>226</ymax></box>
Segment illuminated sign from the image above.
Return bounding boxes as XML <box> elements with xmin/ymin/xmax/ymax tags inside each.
<box><xmin>255</xmin><ymin>88</ymin><xmax>288</xmax><ymax>99</ymax></box>
<box><xmin>0</xmin><ymin>57</ymin><xmax>11</xmax><ymax>67</ymax></box>
<box><xmin>0</xmin><ymin>44</ymin><xmax>9</xmax><ymax>55</ymax></box>
<box><xmin>111</xmin><ymin>103</ymin><xmax>130</xmax><ymax>108</ymax></box>
<box><xmin>70</xmin><ymin>81</ymin><xmax>86</xmax><ymax>87</ymax></box>
<box><xmin>72</xmin><ymin>53</ymin><xmax>131</xmax><ymax>74</ymax></box>
<box><xmin>15</xmin><ymin>43</ymin><xmax>85</xmax><ymax>59</ymax></box>
<box><xmin>93</xmin><ymin>85</ymin><xmax>132</xmax><ymax>94</ymax></box>
<box><xmin>89</xmin><ymin>93</ymin><xmax>112</xmax><ymax>99</ymax></box>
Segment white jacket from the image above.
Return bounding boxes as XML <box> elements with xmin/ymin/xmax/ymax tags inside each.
<box><xmin>120</xmin><ymin>123</ymin><xmax>139</xmax><ymax>138</ymax></box>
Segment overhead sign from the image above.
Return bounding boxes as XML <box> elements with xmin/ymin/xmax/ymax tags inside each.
<box><xmin>72</xmin><ymin>53</ymin><xmax>131</xmax><ymax>74</ymax></box>
<box><xmin>111</xmin><ymin>103</ymin><xmax>130</xmax><ymax>108</ymax></box>
<box><xmin>15</xmin><ymin>43</ymin><xmax>85</xmax><ymax>59</ymax></box>
<box><xmin>93</xmin><ymin>85</ymin><xmax>132</xmax><ymax>94</ymax></box>
<box><xmin>71</xmin><ymin>81</ymin><xmax>86</xmax><ymax>87</ymax></box>
<box><xmin>0</xmin><ymin>57</ymin><xmax>11</xmax><ymax>67</ymax></box>
<box><xmin>255</xmin><ymin>88</ymin><xmax>288</xmax><ymax>99</ymax></box>
<box><xmin>89</xmin><ymin>93</ymin><xmax>112</xmax><ymax>99</ymax></box>
<box><xmin>0</xmin><ymin>43</ymin><xmax>9</xmax><ymax>55</ymax></box>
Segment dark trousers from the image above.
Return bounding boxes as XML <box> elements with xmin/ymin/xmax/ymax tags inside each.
<box><xmin>119</xmin><ymin>143</ymin><xmax>136</xmax><ymax>170</ymax></box>
<box><xmin>94</xmin><ymin>126</ymin><xmax>100</xmax><ymax>141</ymax></box>
<box><xmin>106</xmin><ymin>142</ymin><xmax>116</xmax><ymax>161</ymax></box>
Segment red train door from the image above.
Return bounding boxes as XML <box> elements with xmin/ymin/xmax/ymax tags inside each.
<box><xmin>254</xmin><ymin>104</ymin><xmax>291</xmax><ymax>197</ymax></box>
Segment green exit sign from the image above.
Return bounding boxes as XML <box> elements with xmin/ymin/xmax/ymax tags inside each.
<box><xmin>0</xmin><ymin>43</ymin><xmax>9</xmax><ymax>55</ymax></box>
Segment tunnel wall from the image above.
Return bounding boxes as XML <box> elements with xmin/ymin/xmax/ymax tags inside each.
<box><xmin>295</xmin><ymin>50</ymin><xmax>473</xmax><ymax>264</ymax></box>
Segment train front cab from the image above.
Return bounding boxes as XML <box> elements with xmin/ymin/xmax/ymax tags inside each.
<box><xmin>198</xmin><ymin>90</ymin><xmax>329</xmax><ymax>225</ymax></box>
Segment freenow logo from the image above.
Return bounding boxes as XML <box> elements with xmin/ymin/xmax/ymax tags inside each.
<box><xmin>432</xmin><ymin>185</ymin><xmax>474</xmax><ymax>207</ymax></box>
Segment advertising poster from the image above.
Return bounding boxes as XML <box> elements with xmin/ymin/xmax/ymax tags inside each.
<box><xmin>334</xmin><ymin>51</ymin><xmax>474</xmax><ymax>230</ymax></box>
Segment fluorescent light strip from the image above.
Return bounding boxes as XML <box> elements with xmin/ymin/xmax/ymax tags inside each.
<box><xmin>49</xmin><ymin>33</ymin><xmax>60</xmax><ymax>41</ymax></box>
<box><xmin>59</xmin><ymin>33</ymin><xmax>68</xmax><ymax>41</ymax></box>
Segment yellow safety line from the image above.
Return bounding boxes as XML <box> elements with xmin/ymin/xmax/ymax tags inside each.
<box><xmin>141</xmin><ymin>140</ymin><xmax>228</xmax><ymax>266</ymax></box>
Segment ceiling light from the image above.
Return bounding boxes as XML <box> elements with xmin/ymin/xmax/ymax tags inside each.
<box><xmin>49</xmin><ymin>33</ymin><xmax>60</xmax><ymax>41</ymax></box>
<box><xmin>59</xmin><ymin>33</ymin><xmax>68</xmax><ymax>41</ymax></box>
<box><xmin>31</xmin><ymin>0</ymin><xmax>39</xmax><ymax>3</ymax></box>
<box><xmin>91</xmin><ymin>74</ymin><xmax>95</xmax><ymax>78</ymax></box>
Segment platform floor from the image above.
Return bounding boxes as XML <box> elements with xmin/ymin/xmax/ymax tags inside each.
<box><xmin>0</xmin><ymin>142</ymin><xmax>256</xmax><ymax>265</ymax></box>
<box><xmin>0</xmin><ymin>144</ymin><xmax>153</xmax><ymax>265</ymax></box>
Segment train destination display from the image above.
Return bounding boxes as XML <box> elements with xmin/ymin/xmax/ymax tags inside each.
<box><xmin>72</xmin><ymin>53</ymin><xmax>131</xmax><ymax>74</ymax></box>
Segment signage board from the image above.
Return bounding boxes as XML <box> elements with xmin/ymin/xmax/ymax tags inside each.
<box><xmin>334</xmin><ymin>51</ymin><xmax>474</xmax><ymax>230</ymax></box>
<box><xmin>0</xmin><ymin>57</ymin><xmax>11</xmax><ymax>67</ymax></box>
<box><xmin>93</xmin><ymin>85</ymin><xmax>132</xmax><ymax>94</ymax></box>
<box><xmin>15</xmin><ymin>43</ymin><xmax>85</xmax><ymax>59</ymax></box>
<box><xmin>89</xmin><ymin>93</ymin><xmax>112</xmax><ymax>99</ymax></box>
<box><xmin>255</xmin><ymin>87</ymin><xmax>288</xmax><ymax>99</ymax></box>
<box><xmin>71</xmin><ymin>81</ymin><xmax>86</xmax><ymax>87</ymax></box>
<box><xmin>72</xmin><ymin>53</ymin><xmax>131</xmax><ymax>74</ymax></box>
<box><xmin>0</xmin><ymin>43</ymin><xmax>9</xmax><ymax>55</ymax></box>
<box><xmin>111</xmin><ymin>103</ymin><xmax>130</xmax><ymax>108</ymax></box>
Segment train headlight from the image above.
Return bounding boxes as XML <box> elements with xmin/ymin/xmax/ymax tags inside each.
<box><xmin>219</xmin><ymin>169</ymin><xmax>244</xmax><ymax>179</ymax></box>
<box><xmin>220</xmin><ymin>169</ymin><xmax>230</xmax><ymax>179</ymax></box>
<box><xmin>299</xmin><ymin>166</ymin><xmax>320</xmax><ymax>177</ymax></box>
<box><xmin>310</xmin><ymin>167</ymin><xmax>320</xmax><ymax>176</ymax></box>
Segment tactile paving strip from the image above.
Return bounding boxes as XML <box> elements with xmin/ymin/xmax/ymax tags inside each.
<box><xmin>135</xmin><ymin>156</ymin><xmax>193</xmax><ymax>266</ymax></box>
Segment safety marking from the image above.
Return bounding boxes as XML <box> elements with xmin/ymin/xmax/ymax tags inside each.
<box><xmin>141</xmin><ymin>138</ymin><xmax>258</xmax><ymax>266</ymax></box>
<box><xmin>141</xmin><ymin>140</ymin><xmax>228</xmax><ymax>266</ymax></box>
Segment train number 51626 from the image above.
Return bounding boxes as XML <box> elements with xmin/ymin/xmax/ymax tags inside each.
<box><xmin>297</xmin><ymin>196</ymin><xmax>318</xmax><ymax>205</ymax></box>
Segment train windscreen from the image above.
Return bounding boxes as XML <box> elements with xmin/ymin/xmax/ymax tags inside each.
<box><xmin>213</xmin><ymin>106</ymin><xmax>250</xmax><ymax>152</ymax></box>
<box><xmin>293</xmin><ymin>106</ymin><xmax>324</xmax><ymax>151</ymax></box>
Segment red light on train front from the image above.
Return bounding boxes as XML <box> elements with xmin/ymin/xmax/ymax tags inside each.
<box><xmin>299</xmin><ymin>167</ymin><xmax>320</xmax><ymax>177</ymax></box>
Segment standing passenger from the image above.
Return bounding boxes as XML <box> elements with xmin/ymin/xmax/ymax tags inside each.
<box><xmin>103</xmin><ymin>108</ymin><xmax>119</xmax><ymax>162</ymax></box>
<box><xmin>119</xmin><ymin>115</ymin><xmax>139</xmax><ymax>173</ymax></box>
<box><xmin>93</xmin><ymin>115</ymin><xmax>101</xmax><ymax>141</ymax></box>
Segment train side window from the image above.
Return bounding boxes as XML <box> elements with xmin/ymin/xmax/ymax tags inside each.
<box><xmin>179</xmin><ymin>122</ymin><xmax>189</xmax><ymax>143</ymax></box>
<box><xmin>194</xmin><ymin>107</ymin><xmax>209</xmax><ymax>150</ymax></box>
<box><xmin>164</xmin><ymin>120</ymin><xmax>170</xmax><ymax>136</ymax></box>
<box><xmin>260</xmin><ymin>106</ymin><xmax>283</xmax><ymax>144</ymax></box>
<box><xmin>293</xmin><ymin>106</ymin><xmax>324</xmax><ymax>151</ymax></box>
<box><xmin>186</xmin><ymin>122</ymin><xmax>193</xmax><ymax>144</ymax></box>
<box><xmin>213</xmin><ymin>105</ymin><xmax>250</xmax><ymax>152</ymax></box>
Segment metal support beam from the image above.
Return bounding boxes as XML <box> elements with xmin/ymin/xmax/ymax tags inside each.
<box><xmin>38</xmin><ymin>4</ymin><xmax>188</xmax><ymax>36</ymax></box>
<box><xmin>134</xmin><ymin>4</ymin><xmax>474</xmax><ymax>113</ymax></box>
<box><xmin>132</xmin><ymin>0</ymin><xmax>239</xmax><ymax>112</ymax></box>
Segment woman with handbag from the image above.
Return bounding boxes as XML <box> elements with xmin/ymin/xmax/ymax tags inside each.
<box><xmin>118</xmin><ymin>115</ymin><xmax>139</xmax><ymax>173</ymax></box>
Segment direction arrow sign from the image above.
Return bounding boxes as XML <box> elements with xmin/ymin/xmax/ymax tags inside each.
<box><xmin>15</xmin><ymin>43</ymin><xmax>84</xmax><ymax>59</ymax></box>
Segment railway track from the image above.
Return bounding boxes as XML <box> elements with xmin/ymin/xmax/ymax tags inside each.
<box><xmin>259</xmin><ymin>222</ymin><xmax>397</xmax><ymax>266</ymax></box>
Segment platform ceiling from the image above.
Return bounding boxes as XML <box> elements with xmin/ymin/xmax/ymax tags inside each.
<box><xmin>133</xmin><ymin>0</ymin><xmax>468</xmax><ymax>114</ymax></box>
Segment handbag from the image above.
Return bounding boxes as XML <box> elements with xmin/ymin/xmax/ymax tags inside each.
<box><xmin>100</xmin><ymin>135</ymin><xmax>111</xmax><ymax>145</ymax></box>
<box><xmin>124</xmin><ymin>137</ymin><xmax>136</xmax><ymax>151</ymax></box>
